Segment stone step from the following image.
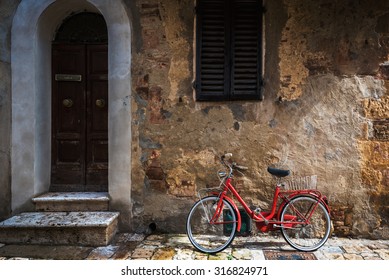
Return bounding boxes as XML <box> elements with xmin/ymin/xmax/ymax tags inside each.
<box><xmin>0</xmin><ymin>211</ymin><xmax>119</xmax><ymax>246</ymax></box>
<box><xmin>32</xmin><ymin>192</ymin><xmax>110</xmax><ymax>211</ymax></box>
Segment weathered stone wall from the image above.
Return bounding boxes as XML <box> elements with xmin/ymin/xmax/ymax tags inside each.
<box><xmin>1</xmin><ymin>0</ymin><xmax>389</xmax><ymax>238</ymax></box>
<box><xmin>359</xmin><ymin>68</ymin><xmax>389</xmax><ymax>238</ymax></box>
<box><xmin>130</xmin><ymin>0</ymin><xmax>389</xmax><ymax>238</ymax></box>
<box><xmin>0</xmin><ymin>0</ymin><xmax>21</xmax><ymax>220</ymax></box>
<box><xmin>276</xmin><ymin>0</ymin><xmax>389</xmax><ymax>238</ymax></box>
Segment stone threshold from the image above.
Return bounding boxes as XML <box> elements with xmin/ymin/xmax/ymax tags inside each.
<box><xmin>0</xmin><ymin>212</ymin><xmax>119</xmax><ymax>228</ymax></box>
<box><xmin>32</xmin><ymin>192</ymin><xmax>109</xmax><ymax>203</ymax></box>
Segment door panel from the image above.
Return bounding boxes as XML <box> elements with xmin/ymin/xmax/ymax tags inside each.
<box><xmin>51</xmin><ymin>44</ymin><xmax>108</xmax><ymax>191</ymax></box>
<box><xmin>86</xmin><ymin>45</ymin><xmax>108</xmax><ymax>186</ymax></box>
<box><xmin>52</xmin><ymin>45</ymin><xmax>86</xmax><ymax>187</ymax></box>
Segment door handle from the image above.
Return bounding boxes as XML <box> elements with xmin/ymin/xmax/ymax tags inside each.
<box><xmin>96</xmin><ymin>99</ymin><xmax>106</xmax><ymax>108</ymax></box>
<box><xmin>62</xmin><ymin>98</ymin><xmax>73</xmax><ymax>108</ymax></box>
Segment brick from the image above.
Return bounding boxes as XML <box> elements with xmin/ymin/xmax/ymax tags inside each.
<box><xmin>334</xmin><ymin>221</ymin><xmax>345</xmax><ymax>227</ymax></box>
<box><xmin>148</xmin><ymin>86</ymin><xmax>165</xmax><ymax>124</ymax></box>
<box><xmin>378</xmin><ymin>64</ymin><xmax>389</xmax><ymax>80</ymax></box>
<box><xmin>342</xmin><ymin>244</ymin><xmax>371</xmax><ymax>254</ymax></box>
<box><xmin>142</xmin><ymin>28</ymin><xmax>160</xmax><ymax>49</ymax></box>
<box><xmin>361</xmin><ymin>252</ymin><xmax>381</xmax><ymax>260</ymax></box>
<box><xmin>377</xmin><ymin>249</ymin><xmax>389</xmax><ymax>260</ymax></box>
<box><xmin>344</xmin><ymin>253</ymin><xmax>364</xmax><ymax>260</ymax></box>
<box><xmin>335</xmin><ymin>226</ymin><xmax>351</xmax><ymax>236</ymax></box>
<box><xmin>111</xmin><ymin>244</ymin><xmax>136</xmax><ymax>260</ymax></box>
<box><xmin>148</xmin><ymin>180</ymin><xmax>167</xmax><ymax>192</ymax></box>
<box><xmin>323</xmin><ymin>253</ymin><xmax>345</xmax><ymax>260</ymax></box>
<box><xmin>151</xmin><ymin>247</ymin><xmax>175</xmax><ymax>260</ymax></box>
<box><xmin>372</xmin><ymin>120</ymin><xmax>389</xmax><ymax>140</ymax></box>
<box><xmin>173</xmin><ymin>248</ymin><xmax>194</xmax><ymax>260</ymax></box>
<box><xmin>146</xmin><ymin>166</ymin><xmax>165</xmax><ymax>180</ymax></box>
<box><xmin>131</xmin><ymin>248</ymin><xmax>154</xmax><ymax>259</ymax></box>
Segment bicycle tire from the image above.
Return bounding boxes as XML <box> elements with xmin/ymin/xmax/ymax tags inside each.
<box><xmin>186</xmin><ymin>196</ymin><xmax>237</xmax><ymax>254</ymax></box>
<box><xmin>280</xmin><ymin>195</ymin><xmax>331</xmax><ymax>251</ymax></box>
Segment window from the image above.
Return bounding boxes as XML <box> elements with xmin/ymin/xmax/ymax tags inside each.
<box><xmin>195</xmin><ymin>0</ymin><xmax>263</xmax><ymax>101</ymax></box>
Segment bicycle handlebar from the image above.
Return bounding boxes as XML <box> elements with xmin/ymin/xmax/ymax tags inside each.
<box><xmin>221</xmin><ymin>153</ymin><xmax>233</xmax><ymax>161</ymax></box>
<box><xmin>233</xmin><ymin>163</ymin><xmax>249</xmax><ymax>171</ymax></box>
<box><xmin>221</xmin><ymin>153</ymin><xmax>248</xmax><ymax>172</ymax></box>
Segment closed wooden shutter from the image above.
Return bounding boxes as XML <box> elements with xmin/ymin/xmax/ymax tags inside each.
<box><xmin>195</xmin><ymin>0</ymin><xmax>263</xmax><ymax>101</ymax></box>
<box><xmin>196</xmin><ymin>0</ymin><xmax>227</xmax><ymax>101</ymax></box>
<box><xmin>230</xmin><ymin>0</ymin><xmax>262</xmax><ymax>100</ymax></box>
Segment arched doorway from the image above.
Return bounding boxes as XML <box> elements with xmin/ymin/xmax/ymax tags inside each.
<box><xmin>11</xmin><ymin>0</ymin><xmax>133</xmax><ymax>230</ymax></box>
<box><xmin>51</xmin><ymin>12</ymin><xmax>108</xmax><ymax>191</ymax></box>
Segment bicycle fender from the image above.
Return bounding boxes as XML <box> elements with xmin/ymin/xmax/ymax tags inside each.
<box><xmin>277</xmin><ymin>193</ymin><xmax>330</xmax><ymax>220</ymax></box>
<box><xmin>304</xmin><ymin>192</ymin><xmax>330</xmax><ymax>213</ymax></box>
<box><xmin>222</xmin><ymin>196</ymin><xmax>242</xmax><ymax>232</ymax></box>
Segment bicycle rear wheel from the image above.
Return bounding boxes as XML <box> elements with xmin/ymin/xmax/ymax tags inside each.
<box><xmin>186</xmin><ymin>196</ymin><xmax>237</xmax><ymax>254</ymax></box>
<box><xmin>280</xmin><ymin>196</ymin><xmax>331</xmax><ymax>251</ymax></box>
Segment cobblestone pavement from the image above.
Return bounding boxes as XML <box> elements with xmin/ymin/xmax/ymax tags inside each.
<box><xmin>1</xmin><ymin>233</ymin><xmax>389</xmax><ymax>260</ymax></box>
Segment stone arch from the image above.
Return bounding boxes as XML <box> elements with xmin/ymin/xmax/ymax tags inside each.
<box><xmin>11</xmin><ymin>0</ymin><xmax>132</xmax><ymax>229</ymax></box>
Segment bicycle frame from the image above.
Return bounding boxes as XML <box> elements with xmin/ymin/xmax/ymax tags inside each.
<box><xmin>188</xmin><ymin>154</ymin><xmax>332</xmax><ymax>253</ymax></box>
<box><xmin>211</xmin><ymin>176</ymin><xmax>330</xmax><ymax>234</ymax></box>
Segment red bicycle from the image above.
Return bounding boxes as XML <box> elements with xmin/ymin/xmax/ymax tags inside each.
<box><xmin>186</xmin><ymin>153</ymin><xmax>331</xmax><ymax>254</ymax></box>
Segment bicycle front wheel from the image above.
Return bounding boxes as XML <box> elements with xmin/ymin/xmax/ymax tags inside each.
<box><xmin>280</xmin><ymin>196</ymin><xmax>331</xmax><ymax>251</ymax></box>
<box><xmin>186</xmin><ymin>196</ymin><xmax>237</xmax><ymax>254</ymax></box>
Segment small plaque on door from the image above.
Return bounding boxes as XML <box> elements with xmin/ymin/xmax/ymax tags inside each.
<box><xmin>55</xmin><ymin>74</ymin><xmax>82</xmax><ymax>82</ymax></box>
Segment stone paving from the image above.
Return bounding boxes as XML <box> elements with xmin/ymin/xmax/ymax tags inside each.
<box><xmin>0</xmin><ymin>232</ymin><xmax>389</xmax><ymax>260</ymax></box>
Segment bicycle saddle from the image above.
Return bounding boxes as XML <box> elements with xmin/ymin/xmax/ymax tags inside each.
<box><xmin>267</xmin><ymin>166</ymin><xmax>290</xmax><ymax>178</ymax></box>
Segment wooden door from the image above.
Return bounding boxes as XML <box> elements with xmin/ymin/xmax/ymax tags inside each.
<box><xmin>51</xmin><ymin>44</ymin><xmax>108</xmax><ymax>191</ymax></box>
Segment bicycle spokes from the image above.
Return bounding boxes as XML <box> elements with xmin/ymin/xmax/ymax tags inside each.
<box><xmin>186</xmin><ymin>196</ymin><xmax>238</xmax><ymax>254</ymax></box>
<box><xmin>280</xmin><ymin>196</ymin><xmax>331</xmax><ymax>251</ymax></box>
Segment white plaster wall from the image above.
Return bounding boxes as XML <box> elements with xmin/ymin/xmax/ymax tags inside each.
<box><xmin>11</xmin><ymin>0</ymin><xmax>132</xmax><ymax>229</ymax></box>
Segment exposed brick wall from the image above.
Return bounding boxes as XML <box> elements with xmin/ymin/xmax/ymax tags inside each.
<box><xmin>359</xmin><ymin>64</ymin><xmax>389</xmax><ymax>236</ymax></box>
<box><xmin>331</xmin><ymin>205</ymin><xmax>354</xmax><ymax>237</ymax></box>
